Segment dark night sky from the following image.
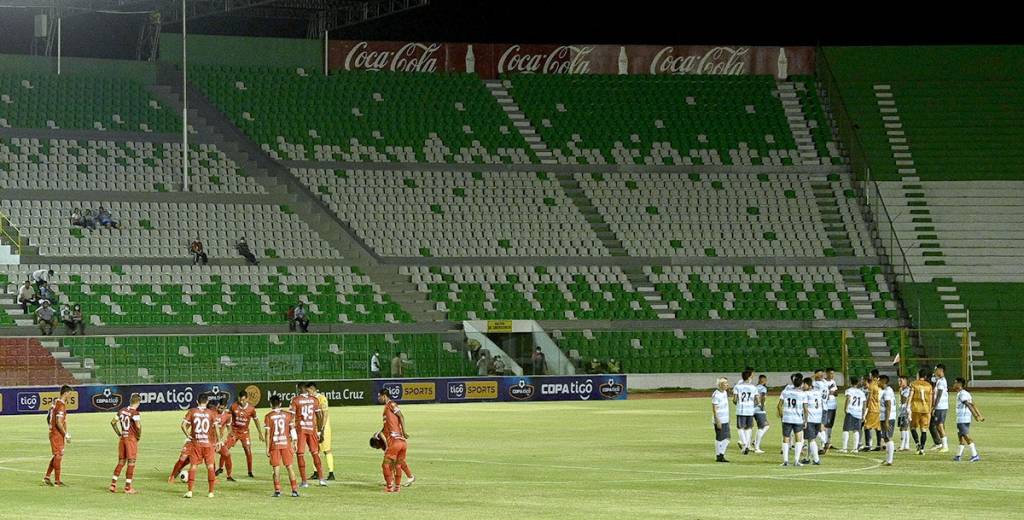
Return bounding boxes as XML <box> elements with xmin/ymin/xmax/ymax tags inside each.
<box><xmin>0</xmin><ymin>1</ymin><xmax>1021</xmax><ymax>59</ymax></box>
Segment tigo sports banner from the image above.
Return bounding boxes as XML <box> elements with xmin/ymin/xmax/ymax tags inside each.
<box><xmin>0</xmin><ymin>375</ymin><xmax>626</xmax><ymax>415</ymax></box>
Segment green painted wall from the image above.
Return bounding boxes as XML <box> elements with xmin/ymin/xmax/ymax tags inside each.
<box><xmin>0</xmin><ymin>54</ymin><xmax>156</xmax><ymax>83</ymax></box>
<box><xmin>824</xmin><ymin>45</ymin><xmax>1024</xmax><ymax>81</ymax></box>
<box><xmin>159</xmin><ymin>34</ymin><xmax>321</xmax><ymax>70</ymax></box>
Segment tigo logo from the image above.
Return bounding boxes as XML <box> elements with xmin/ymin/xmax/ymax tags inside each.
<box><xmin>509</xmin><ymin>379</ymin><xmax>535</xmax><ymax>401</ymax></box>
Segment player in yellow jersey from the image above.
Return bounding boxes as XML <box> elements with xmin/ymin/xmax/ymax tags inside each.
<box><xmin>309</xmin><ymin>383</ymin><xmax>335</xmax><ymax>481</ymax></box>
<box><xmin>909</xmin><ymin>368</ymin><xmax>934</xmax><ymax>455</ymax></box>
<box><xmin>862</xmin><ymin>370</ymin><xmax>882</xmax><ymax>451</ymax></box>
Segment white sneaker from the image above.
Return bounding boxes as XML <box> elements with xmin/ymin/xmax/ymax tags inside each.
<box><xmin>183</xmin><ymin>491</ymin><xmax>193</xmax><ymax>499</ymax></box>
<box><xmin>207</xmin><ymin>492</ymin><xmax>215</xmax><ymax>498</ymax></box>
<box><xmin>403</xmin><ymin>476</ymin><xmax>416</xmax><ymax>487</ymax></box>
<box><xmin>319</xmin><ymin>480</ymin><xmax>327</xmax><ymax>487</ymax></box>
<box><xmin>754</xmin><ymin>449</ymin><xmax>765</xmax><ymax>454</ymax></box>
<box><xmin>838</xmin><ymin>449</ymin><xmax>848</xmax><ymax>453</ymax></box>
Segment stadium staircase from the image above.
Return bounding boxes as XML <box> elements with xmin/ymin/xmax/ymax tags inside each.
<box><xmin>483</xmin><ymin>79</ymin><xmax>557</xmax><ymax>165</ymax></box>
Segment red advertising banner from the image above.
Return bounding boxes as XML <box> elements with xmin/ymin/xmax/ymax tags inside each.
<box><xmin>328</xmin><ymin>40</ymin><xmax>814</xmax><ymax>78</ymax></box>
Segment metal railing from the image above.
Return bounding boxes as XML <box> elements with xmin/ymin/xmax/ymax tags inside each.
<box><xmin>0</xmin><ymin>210</ymin><xmax>23</xmax><ymax>256</ymax></box>
<box><xmin>816</xmin><ymin>49</ymin><xmax>915</xmax><ymax>286</ymax></box>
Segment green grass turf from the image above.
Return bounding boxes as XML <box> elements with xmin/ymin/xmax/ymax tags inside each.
<box><xmin>1</xmin><ymin>395</ymin><xmax>1023</xmax><ymax>519</ymax></box>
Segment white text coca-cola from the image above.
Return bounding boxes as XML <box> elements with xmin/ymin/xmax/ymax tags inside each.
<box><xmin>344</xmin><ymin>41</ymin><xmax>441</xmax><ymax>72</ymax></box>
<box><xmin>649</xmin><ymin>46</ymin><xmax>749</xmax><ymax>75</ymax></box>
<box><xmin>498</xmin><ymin>45</ymin><xmax>593</xmax><ymax>75</ymax></box>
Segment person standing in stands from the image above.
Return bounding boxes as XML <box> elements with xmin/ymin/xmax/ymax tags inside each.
<box><xmin>236</xmin><ymin>238</ymin><xmax>259</xmax><ymax>265</ymax></box>
<box><xmin>286</xmin><ymin>305</ymin><xmax>297</xmax><ymax>332</ymax></box>
<box><xmin>294</xmin><ymin>304</ymin><xmax>309</xmax><ymax>333</ymax></box>
<box><xmin>60</xmin><ymin>304</ymin><xmax>74</xmax><ymax>334</ymax></box>
<box><xmin>532</xmin><ymin>347</ymin><xmax>546</xmax><ymax>375</ymax></box>
<box><xmin>190</xmin><ymin>237</ymin><xmax>209</xmax><ymax>265</ymax></box>
<box><xmin>31</xmin><ymin>268</ymin><xmax>53</xmax><ymax>290</ymax></box>
<box><xmin>36</xmin><ymin>300</ymin><xmax>57</xmax><ymax>335</ymax></box>
<box><xmin>391</xmin><ymin>352</ymin><xmax>407</xmax><ymax>378</ymax></box>
<box><xmin>476</xmin><ymin>352</ymin><xmax>489</xmax><ymax>376</ymax></box>
<box><xmin>370</xmin><ymin>351</ymin><xmax>382</xmax><ymax>379</ymax></box>
<box><xmin>493</xmin><ymin>357</ymin><xmax>507</xmax><ymax>376</ymax></box>
<box><xmin>17</xmin><ymin>279</ymin><xmax>36</xmax><ymax>314</ymax></box>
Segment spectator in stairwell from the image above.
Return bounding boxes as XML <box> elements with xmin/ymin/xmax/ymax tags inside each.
<box><xmin>391</xmin><ymin>351</ymin><xmax>412</xmax><ymax>378</ymax></box>
<box><xmin>532</xmin><ymin>347</ymin><xmax>547</xmax><ymax>375</ymax></box>
<box><xmin>493</xmin><ymin>356</ymin><xmax>507</xmax><ymax>376</ymax></box>
<box><xmin>607</xmin><ymin>358</ymin><xmax>621</xmax><ymax>374</ymax></box>
<box><xmin>31</xmin><ymin>268</ymin><xmax>53</xmax><ymax>290</ymax></box>
<box><xmin>35</xmin><ymin>300</ymin><xmax>56</xmax><ymax>336</ymax></box>
<box><xmin>82</xmin><ymin>209</ymin><xmax>97</xmax><ymax>230</ymax></box>
<box><xmin>294</xmin><ymin>303</ymin><xmax>309</xmax><ymax>333</ymax></box>
<box><xmin>467</xmin><ymin>339</ymin><xmax>482</xmax><ymax>361</ymax></box>
<box><xmin>236</xmin><ymin>238</ymin><xmax>259</xmax><ymax>265</ymax></box>
<box><xmin>286</xmin><ymin>305</ymin><xmax>297</xmax><ymax>332</ymax></box>
<box><xmin>190</xmin><ymin>237</ymin><xmax>209</xmax><ymax>265</ymax></box>
<box><xmin>96</xmin><ymin>206</ymin><xmax>119</xmax><ymax>229</ymax></box>
<box><xmin>71</xmin><ymin>304</ymin><xmax>85</xmax><ymax>335</ymax></box>
<box><xmin>17</xmin><ymin>280</ymin><xmax>36</xmax><ymax>314</ymax></box>
<box><xmin>588</xmin><ymin>358</ymin><xmax>603</xmax><ymax>375</ymax></box>
<box><xmin>476</xmin><ymin>351</ymin><xmax>490</xmax><ymax>376</ymax></box>
<box><xmin>370</xmin><ymin>351</ymin><xmax>382</xmax><ymax>379</ymax></box>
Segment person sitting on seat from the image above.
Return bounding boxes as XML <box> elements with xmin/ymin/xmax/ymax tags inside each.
<box><xmin>96</xmin><ymin>206</ymin><xmax>119</xmax><ymax>229</ymax></box>
<box><xmin>70</xmin><ymin>208</ymin><xmax>84</xmax><ymax>227</ymax></box>
<box><xmin>493</xmin><ymin>356</ymin><xmax>507</xmax><ymax>376</ymax></box>
<box><xmin>82</xmin><ymin>209</ymin><xmax>97</xmax><ymax>230</ymax></box>
<box><xmin>17</xmin><ymin>280</ymin><xmax>36</xmax><ymax>314</ymax></box>
<box><xmin>606</xmin><ymin>358</ymin><xmax>621</xmax><ymax>374</ymax></box>
<box><xmin>35</xmin><ymin>301</ymin><xmax>56</xmax><ymax>336</ymax></box>
<box><xmin>588</xmin><ymin>358</ymin><xmax>603</xmax><ymax>374</ymax></box>
<box><xmin>286</xmin><ymin>305</ymin><xmax>297</xmax><ymax>332</ymax></box>
<box><xmin>294</xmin><ymin>303</ymin><xmax>309</xmax><ymax>333</ymax></box>
<box><xmin>60</xmin><ymin>304</ymin><xmax>74</xmax><ymax>333</ymax></box>
<box><xmin>236</xmin><ymin>238</ymin><xmax>259</xmax><ymax>265</ymax></box>
<box><xmin>189</xmin><ymin>237</ymin><xmax>209</xmax><ymax>265</ymax></box>
<box><xmin>31</xmin><ymin>268</ymin><xmax>53</xmax><ymax>290</ymax></box>
<box><xmin>37</xmin><ymin>281</ymin><xmax>56</xmax><ymax>305</ymax></box>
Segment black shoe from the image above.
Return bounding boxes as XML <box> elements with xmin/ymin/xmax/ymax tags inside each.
<box><xmin>248</xmin><ymin>472</ymin><xmax>255</xmax><ymax>478</ymax></box>
<box><xmin>310</xmin><ymin>471</ymin><xmax>319</xmax><ymax>481</ymax></box>
<box><xmin>800</xmin><ymin>459</ymin><xmax>811</xmax><ymax>465</ymax></box>
<box><xmin>715</xmin><ymin>454</ymin><xmax>729</xmax><ymax>463</ymax></box>
<box><xmin>215</xmin><ymin>468</ymin><xmax>223</xmax><ymax>476</ymax></box>
<box><xmin>871</xmin><ymin>447</ymin><xmax>882</xmax><ymax>452</ymax></box>
<box><xmin>326</xmin><ymin>472</ymin><xmax>335</xmax><ymax>481</ymax></box>
<box><xmin>742</xmin><ymin>448</ymin><xmax>749</xmax><ymax>455</ymax></box>
<box><xmin>226</xmin><ymin>476</ymin><xmax>236</xmax><ymax>482</ymax></box>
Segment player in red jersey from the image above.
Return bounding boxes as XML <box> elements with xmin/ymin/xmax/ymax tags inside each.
<box><xmin>290</xmin><ymin>382</ymin><xmax>326</xmax><ymax>487</ymax></box>
<box><xmin>168</xmin><ymin>438</ymin><xmax>193</xmax><ymax>483</ymax></box>
<box><xmin>43</xmin><ymin>385</ymin><xmax>74</xmax><ymax>487</ymax></box>
<box><xmin>377</xmin><ymin>389</ymin><xmax>411</xmax><ymax>493</ymax></box>
<box><xmin>264</xmin><ymin>395</ymin><xmax>300</xmax><ymax>498</ymax></box>
<box><xmin>109</xmin><ymin>394</ymin><xmax>143</xmax><ymax>494</ymax></box>
<box><xmin>218</xmin><ymin>392</ymin><xmax>264</xmax><ymax>480</ymax></box>
<box><xmin>181</xmin><ymin>393</ymin><xmax>222</xmax><ymax>498</ymax></box>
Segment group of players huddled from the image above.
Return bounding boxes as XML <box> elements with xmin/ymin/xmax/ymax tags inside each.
<box><xmin>42</xmin><ymin>383</ymin><xmax>414</xmax><ymax>497</ymax></box>
<box><xmin>711</xmin><ymin>365</ymin><xmax>985</xmax><ymax>466</ymax></box>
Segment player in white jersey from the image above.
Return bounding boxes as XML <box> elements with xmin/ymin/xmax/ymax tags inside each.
<box><xmin>840</xmin><ymin>376</ymin><xmax>867</xmax><ymax>453</ymax></box>
<box><xmin>732</xmin><ymin>370</ymin><xmax>758</xmax><ymax>455</ymax></box>
<box><xmin>878</xmin><ymin>375</ymin><xmax>897</xmax><ymax>465</ymax></box>
<box><xmin>752</xmin><ymin>374</ymin><xmax>770</xmax><ymax>453</ymax></box>
<box><xmin>800</xmin><ymin>377</ymin><xmax>823</xmax><ymax>465</ymax></box>
<box><xmin>821</xmin><ymin>367</ymin><xmax>839</xmax><ymax>452</ymax></box>
<box><xmin>930</xmin><ymin>364</ymin><xmax>950</xmax><ymax>452</ymax></box>
<box><xmin>777</xmin><ymin>373</ymin><xmax>808</xmax><ymax>467</ymax></box>
<box><xmin>952</xmin><ymin>377</ymin><xmax>984</xmax><ymax>462</ymax></box>
<box><xmin>897</xmin><ymin>376</ymin><xmax>912</xmax><ymax>451</ymax></box>
<box><xmin>810</xmin><ymin>370</ymin><xmax>830</xmax><ymax>448</ymax></box>
<box><xmin>711</xmin><ymin>377</ymin><xmax>732</xmax><ymax>463</ymax></box>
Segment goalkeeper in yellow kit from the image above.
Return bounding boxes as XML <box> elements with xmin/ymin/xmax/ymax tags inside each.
<box><xmin>309</xmin><ymin>383</ymin><xmax>335</xmax><ymax>481</ymax></box>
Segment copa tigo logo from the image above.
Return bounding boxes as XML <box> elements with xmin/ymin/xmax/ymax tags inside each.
<box><xmin>599</xmin><ymin>379</ymin><xmax>625</xmax><ymax>399</ymax></box>
<box><xmin>540</xmin><ymin>378</ymin><xmax>595</xmax><ymax>401</ymax></box>
<box><xmin>92</xmin><ymin>388</ymin><xmax>124</xmax><ymax>411</ymax></box>
<box><xmin>137</xmin><ymin>386</ymin><xmax>200</xmax><ymax>410</ymax></box>
<box><xmin>508</xmin><ymin>379</ymin><xmax>535</xmax><ymax>401</ymax></box>
<box><xmin>206</xmin><ymin>386</ymin><xmax>231</xmax><ymax>405</ymax></box>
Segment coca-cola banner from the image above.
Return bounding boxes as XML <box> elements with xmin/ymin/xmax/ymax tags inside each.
<box><xmin>329</xmin><ymin>40</ymin><xmax>814</xmax><ymax>78</ymax></box>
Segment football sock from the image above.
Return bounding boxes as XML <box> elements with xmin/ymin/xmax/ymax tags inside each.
<box><xmin>400</xmin><ymin>461</ymin><xmax>413</xmax><ymax>478</ymax></box>
<box><xmin>289</xmin><ymin>477</ymin><xmax>298</xmax><ymax>492</ymax></box>
<box><xmin>244</xmin><ymin>447</ymin><xmax>254</xmax><ymax>474</ymax></box>
<box><xmin>297</xmin><ymin>457</ymin><xmax>307</xmax><ymax>481</ymax></box>
<box><xmin>325</xmin><ymin>450</ymin><xmax>335</xmax><ymax>474</ymax></box>
<box><xmin>841</xmin><ymin>432</ymin><xmax>850</xmax><ymax>451</ymax></box>
<box><xmin>957</xmin><ymin>444</ymin><xmax>966</xmax><ymax>456</ymax></box>
<box><xmin>311</xmin><ymin>453</ymin><xmax>324</xmax><ymax>480</ymax></box>
<box><xmin>886</xmin><ymin>441</ymin><xmax>894</xmax><ymax>463</ymax></box>
<box><xmin>125</xmin><ymin>464</ymin><xmax>135</xmax><ymax>488</ymax></box>
<box><xmin>112</xmin><ymin>462</ymin><xmax>124</xmax><ymax>482</ymax></box>
<box><xmin>756</xmin><ymin>426</ymin><xmax>769</xmax><ymax>449</ymax></box>
<box><xmin>969</xmin><ymin>443</ymin><xmax>978</xmax><ymax>457</ymax></box>
<box><xmin>782</xmin><ymin>441</ymin><xmax>790</xmax><ymax>463</ymax></box>
<box><xmin>853</xmin><ymin>431</ymin><xmax>861</xmax><ymax>451</ymax></box>
<box><xmin>273</xmin><ymin>473</ymin><xmax>281</xmax><ymax>492</ymax></box>
<box><xmin>382</xmin><ymin>463</ymin><xmax>394</xmax><ymax>488</ymax></box>
<box><xmin>224</xmin><ymin>456</ymin><xmax>233</xmax><ymax>477</ymax></box>
<box><xmin>207</xmin><ymin>466</ymin><xmax>216</xmax><ymax>493</ymax></box>
<box><xmin>810</xmin><ymin>441</ymin><xmax>820</xmax><ymax>463</ymax></box>
<box><xmin>794</xmin><ymin>441</ymin><xmax>804</xmax><ymax>462</ymax></box>
<box><xmin>46</xmin><ymin>457</ymin><xmax>54</xmax><ymax>478</ymax></box>
<box><xmin>187</xmin><ymin>467</ymin><xmax>196</xmax><ymax>491</ymax></box>
<box><xmin>53</xmin><ymin>456</ymin><xmax>62</xmax><ymax>482</ymax></box>
<box><xmin>942</xmin><ymin>436</ymin><xmax>949</xmax><ymax>449</ymax></box>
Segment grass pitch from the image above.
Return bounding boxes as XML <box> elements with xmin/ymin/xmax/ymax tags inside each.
<box><xmin>1</xmin><ymin>393</ymin><xmax>1022</xmax><ymax>520</ymax></box>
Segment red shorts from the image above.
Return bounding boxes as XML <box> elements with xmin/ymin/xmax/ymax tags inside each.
<box><xmin>296</xmin><ymin>432</ymin><xmax>320</xmax><ymax>455</ymax></box>
<box><xmin>384</xmin><ymin>438</ymin><xmax>407</xmax><ymax>462</ymax></box>
<box><xmin>189</xmin><ymin>445</ymin><xmax>216</xmax><ymax>466</ymax></box>
<box><xmin>49</xmin><ymin>431</ymin><xmax>65</xmax><ymax>456</ymax></box>
<box><xmin>222</xmin><ymin>432</ymin><xmax>250</xmax><ymax>453</ymax></box>
<box><xmin>268</xmin><ymin>448</ymin><xmax>294</xmax><ymax>467</ymax></box>
<box><xmin>118</xmin><ymin>438</ymin><xmax>138</xmax><ymax>460</ymax></box>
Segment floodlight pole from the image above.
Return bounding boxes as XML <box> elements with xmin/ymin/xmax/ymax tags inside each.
<box><xmin>181</xmin><ymin>0</ymin><xmax>189</xmax><ymax>192</ymax></box>
<box><xmin>56</xmin><ymin>16</ymin><xmax>61</xmax><ymax>75</ymax></box>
